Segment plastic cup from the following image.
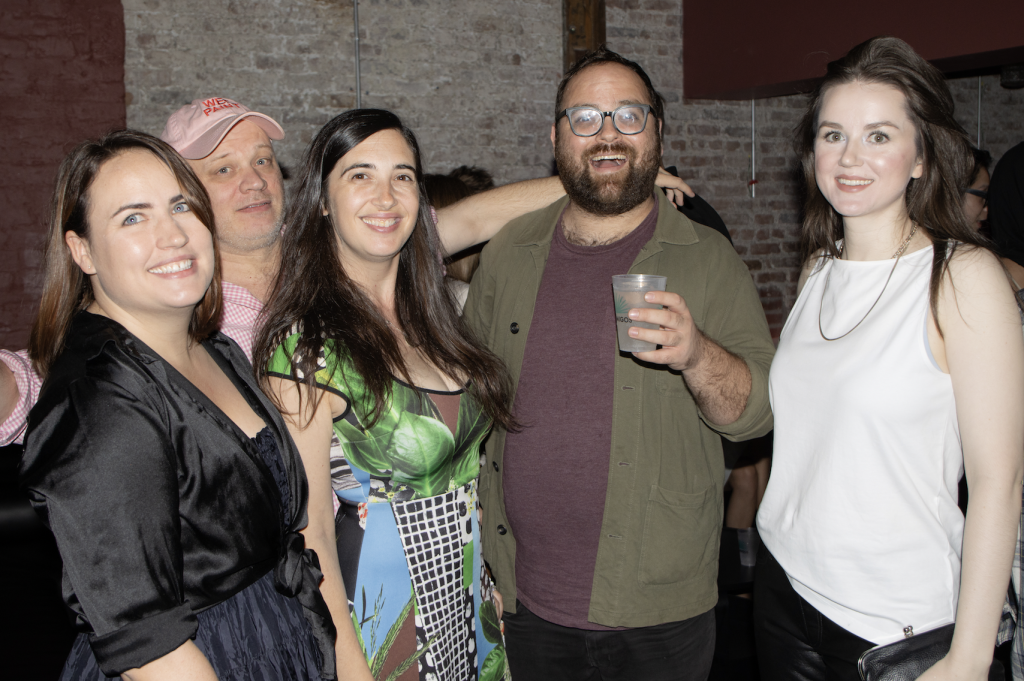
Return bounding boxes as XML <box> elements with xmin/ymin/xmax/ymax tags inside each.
<box><xmin>612</xmin><ymin>274</ymin><xmax>667</xmax><ymax>353</ymax></box>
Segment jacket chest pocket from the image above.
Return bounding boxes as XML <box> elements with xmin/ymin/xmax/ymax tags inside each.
<box><xmin>638</xmin><ymin>484</ymin><xmax>720</xmax><ymax>586</ymax></box>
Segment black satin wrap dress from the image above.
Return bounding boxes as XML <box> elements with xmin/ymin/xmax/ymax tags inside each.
<box><xmin>19</xmin><ymin>312</ymin><xmax>337</xmax><ymax>678</ymax></box>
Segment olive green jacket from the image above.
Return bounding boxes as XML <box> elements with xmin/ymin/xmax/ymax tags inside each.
<box><xmin>463</xmin><ymin>192</ymin><xmax>775</xmax><ymax>627</ymax></box>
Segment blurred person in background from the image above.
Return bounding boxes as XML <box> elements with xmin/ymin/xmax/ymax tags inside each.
<box><xmin>964</xmin><ymin>147</ymin><xmax>992</xmax><ymax>232</ymax></box>
<box><xmin>990</xmin><ymin>141</ymin><xmax>1024</xmax><ymax>292</ymax></box>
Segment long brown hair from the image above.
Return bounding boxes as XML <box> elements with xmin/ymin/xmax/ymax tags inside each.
<box><xmin>796</xmin><ymin>36</ymin><xmax>990</xmax><ymax>323</ymax></box>
<box><xmin>253</xmin><ymin>109</ymin><xmax>516</xmax><ymax>429</ymax></box>
<box><xmin>29</xmin><ymin>130</ymin><xmax>222</xmax><ymax>377</ymax></box>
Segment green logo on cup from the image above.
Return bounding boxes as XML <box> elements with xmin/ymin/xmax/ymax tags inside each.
<box><xmin>614</xmin><ymin>294</ymin><xmax>631</xmax><ymax>315</ymax></box>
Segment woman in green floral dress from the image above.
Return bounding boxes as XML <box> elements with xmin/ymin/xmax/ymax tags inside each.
<box><xmin>253</xmin><ymin>110</ymin><xmax>518</xmax><ymax>681</ymax></box>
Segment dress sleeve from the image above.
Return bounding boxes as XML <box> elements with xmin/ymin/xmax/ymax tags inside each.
<box><xmin>0</xmin><ymin>348</ymin><xmax>40</xmax><ymax>446</ymax></box>
<box><xmin>22</xmin><ymin>376</ymin><xmax>197</xmax><ymax>675</ymax></box>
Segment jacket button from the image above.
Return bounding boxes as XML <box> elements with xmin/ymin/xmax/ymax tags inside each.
<box><xmin>493</xmin><ymin>461</ymin><xmax>499</xmax><ymax>471</ymax></box>
<box><xmin>510</xmin><ymin>322</ymin><xmax>519</xmax><ymax>334</ymax></box>
<box><xmin>497</xmin><ymin>525</ymin><xmax>507</xmax><ymax>535</ymax></box>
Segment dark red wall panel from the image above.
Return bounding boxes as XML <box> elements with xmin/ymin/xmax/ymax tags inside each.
<box><xmin>0</xmin><ymin>0</ymin><xmax>126</xmax><ymax>347</ymax></box>
<box><xmin>683</xmin><ymin>0</ymin><xmax>1024</xmax><ymax>99</ymax></box>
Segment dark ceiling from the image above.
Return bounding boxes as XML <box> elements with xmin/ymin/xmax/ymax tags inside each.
<box><xmin>683</xmin><ymin>0</ymin><xmax>1024</xmax><ymax>99</ymax></box>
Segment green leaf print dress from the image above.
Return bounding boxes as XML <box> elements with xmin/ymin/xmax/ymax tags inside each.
<box><xmin>269</xmin><ymin>333</ymin><xmax>510</xmax><ymax>681</ymax></box>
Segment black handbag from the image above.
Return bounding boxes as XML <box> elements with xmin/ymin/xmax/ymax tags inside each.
<box><xmin>856</xmin><ymin>623</ymin><xmax>954</xmax><ymax>681</ymax></box>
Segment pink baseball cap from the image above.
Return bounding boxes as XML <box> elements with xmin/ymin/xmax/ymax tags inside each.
<box><xmin>160</xmin><ymin>96</ymin><xmax>285</xmax><ymax>159</ymax></box>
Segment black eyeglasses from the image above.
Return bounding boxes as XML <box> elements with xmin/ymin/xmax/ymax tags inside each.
<box><xmin>965</xmin><ymin>188</ymin><xmax>988</xmax><ymax>203</ymax></box>
<box><xmin>557</xmin><ymin>104</ymin><xmax>652</xmax><ymax>137</ymax></box>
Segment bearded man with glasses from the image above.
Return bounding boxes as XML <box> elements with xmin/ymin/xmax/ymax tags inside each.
<box><xmin>464</xmin><ymin>47</ymin><xmax>776</xmax><ymax>680</ymax></box>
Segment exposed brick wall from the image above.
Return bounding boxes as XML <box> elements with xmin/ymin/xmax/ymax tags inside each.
<box><xmin>0</xmin><ymin>0</ymin><xmax>125</xmax><ymax>348</ymax></box>
<box><xmin>126</xmin><ymin>0</ymin><xmax>364</xmax><ymax>174</ymax></box>
<box><xmin>668</xmin><ymin>96</ymin><xmax>807</xmax><ymax>336</ymax></box>
<box><xmin>118</xmin><ymin>0</ymin><xmax>1024</xmax><ymax>340</ymax></box>
<box><xmin>355</xmin><ymin>1</ymin><xmax>563</xmax><ymax>182</ymax></box>
<box><xmin>950</xmin><ymin>74</ymin><xmax>1024</xmax><ymax>162</ymax></box>
<box><xmin>124</xmin><ymin>0</ymin><xmax>562</xmax><ymax>183</ymax></box>
<box><xmin>606</xmin><ymin>0</ymin><xmax>806</xmax><ymax>336</ymax></box>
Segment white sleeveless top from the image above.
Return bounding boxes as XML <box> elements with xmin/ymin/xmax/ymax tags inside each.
<box><xmin>757</xmin><ymin>245</ymin><xmax>963</xmax><ymax>645</ymax></box>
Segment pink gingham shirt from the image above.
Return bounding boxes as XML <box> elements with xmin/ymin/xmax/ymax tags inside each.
<box><xmin>0</xmin><ymin>281</ymin><xmax>263</xmax><ymax>446</ymax></box>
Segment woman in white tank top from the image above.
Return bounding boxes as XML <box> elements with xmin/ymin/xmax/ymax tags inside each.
<box><xmin>754</xmin><ymin>37</ymin><xmax>1024</xmax><ymax>681</ymax></box>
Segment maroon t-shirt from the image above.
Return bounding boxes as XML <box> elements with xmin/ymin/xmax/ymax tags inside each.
<box><xmin>503</xmin><ymin>200</ymin><xmax>658</xmax><ymax>629</ymax></box>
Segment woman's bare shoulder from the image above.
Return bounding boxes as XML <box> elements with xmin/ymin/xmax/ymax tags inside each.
<box><xmin>943</xmin><ymin>243</ymin><xmax>1010</xmax><ymax>290</ymax></box>
<box><xmin>938</xmin><ymin>243</ymin><xmax>1019</xmax><ymax>332</ymax></box>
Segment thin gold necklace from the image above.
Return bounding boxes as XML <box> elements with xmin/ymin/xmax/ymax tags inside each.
<box><xmin>818</xmin><ymin>224</ymin><xmax>918</xmax><ymax>341</ymax></box>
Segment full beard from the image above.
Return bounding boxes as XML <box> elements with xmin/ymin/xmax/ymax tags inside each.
<box><xmin>555</xmin><ymin>136</ymin><xmax>663</xmax><ymax>217</ymax></box>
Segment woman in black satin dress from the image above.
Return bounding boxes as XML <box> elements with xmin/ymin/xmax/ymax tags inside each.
<box><xmin>18</xmin><ymin>131</ymin><xmax>339</xmax><ymax>681</ymax></box>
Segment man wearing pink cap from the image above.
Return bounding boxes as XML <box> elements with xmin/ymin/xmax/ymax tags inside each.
<box><xmin>158</xmin><ymin>97</ymin><xmax>294</xmax><ymax>359</ymax></box>
<box><xmin>161</xmin><ymin>96</ymin><xmax>286</xmax><ymax>160</ymax></box>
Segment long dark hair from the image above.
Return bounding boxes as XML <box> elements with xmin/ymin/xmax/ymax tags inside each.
<box><xmin>253</xmin><ymin>109</ymin><xmax>516</xmax><ymax>429</ymax></box>
<box><xmin>796</xmin><ymin>36</ymin><xmax>990</xmax><ymax>323</ymax></box>
<box><xmin>29</xmin><ymin>130</ymin><xmax>221</xmax><ymax>377</ymax></box>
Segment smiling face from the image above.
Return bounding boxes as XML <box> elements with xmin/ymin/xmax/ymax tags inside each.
<box><xmin>65</xmin><ymin>149</ymin><xmax>215</xmax><ymax>324</ymax></box>
<box><xmin>552</xmin><ymin>62</ymin><xmax>662</xmax><ymax>216</ymax></box>
<box><xmin>814</xmin><ymin>80</ymin><xmax>924</xmax><ymax>227</ymax></box>
<box><xmin>188</xmin><ymin>120</ymin><xmax>284</xmax><ymax>254</ymax></box>
<box><xmin>321</xmin><ymin>128</ymin><xmax>420</xmax><ymax>272</ymax></box>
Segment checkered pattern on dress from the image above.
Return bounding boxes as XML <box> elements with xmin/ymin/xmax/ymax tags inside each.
<box><xmin>393</xmin><ymin>484</ymin><xmax>478</xmax><ymax>681</ymax></box>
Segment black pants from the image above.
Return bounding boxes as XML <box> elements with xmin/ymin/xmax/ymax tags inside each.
<box><xmin>504</xmin><ymin>600</ymin><xmax>715</xmax><ymax>681</ymax></box>
<box><xmin>753</xmin><ymin>545</ymin><xmax>1005</xmax><ymax>681</ymax></box>
<box><xmin>753</xmin><ymin>545</ymin><xmax>874</xmax><ymax>681</ymax></box>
